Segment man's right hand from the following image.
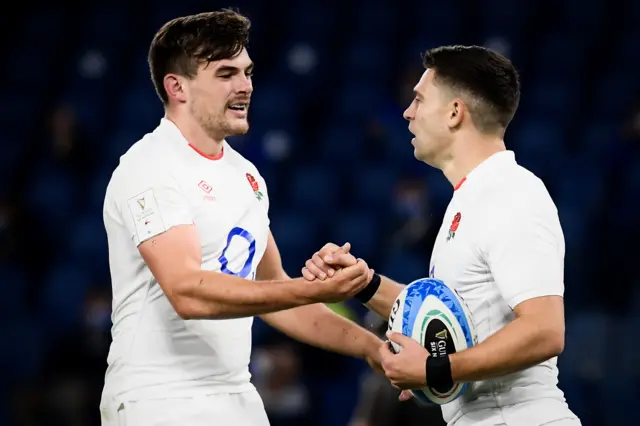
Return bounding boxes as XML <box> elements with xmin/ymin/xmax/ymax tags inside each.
<box><xmin>302</xmin><ymin>242</ymin><xmax>362</xmax><ymax>280</ymax></box>
<box><xmin>304</xmin><ymin>257</ymin><xmax>371</xmax><ymax>303</ymax></box>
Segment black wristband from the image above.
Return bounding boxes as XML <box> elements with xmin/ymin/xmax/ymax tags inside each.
<box><xmin>426</xmin><ymin>355</ymin><xmax>454</xmax><ymax>393</ymax></box>
<box><xmin>354</xmin><ymin>273</ymin><xmax>381</xmax><ymax>303</ymax></box>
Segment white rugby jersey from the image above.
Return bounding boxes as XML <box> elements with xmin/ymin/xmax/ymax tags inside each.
<box><xmin>101</xmin><ymin>118</ymin><xmax>270</xmax><ymax>400</ymax></box>
<box><xmin>429</xmin><ymin>151</ymin><xmax>572</xmax><ymax>424</ymax></box>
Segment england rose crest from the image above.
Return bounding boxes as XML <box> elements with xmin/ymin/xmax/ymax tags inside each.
<box><xmin>246</xmin><ymin>173</ymin><xmax>263</xmax><ymax>201</ymax></box>
<box><xmin>447</xmin><ymin>212</ymin><xmax>462</xmax><ymax>242</ymax></box>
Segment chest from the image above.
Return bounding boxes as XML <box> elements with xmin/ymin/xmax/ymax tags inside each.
<box><xmin>429</xmin><ymin>203</ymin><xmax>490</xmax><ymax>300</ymax></box>
<box><xmin>178</xmin><ymin>162</ymin><xmax>270</xmax><ymax>275</ymax></box>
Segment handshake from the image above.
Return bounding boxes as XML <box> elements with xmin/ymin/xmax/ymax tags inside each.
<box><xmin>298</xmin><ymin>242</ymin><xmax>375</xmax><ymax>303</ymax></box>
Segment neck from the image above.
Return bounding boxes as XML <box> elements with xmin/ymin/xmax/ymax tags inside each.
<box><xmin>439</xmin><ymin>130</ymin><xmax>506</xmax><ymax>188</ymax></box>
<box><xmin>165</xmin><ymin>107</ymin><xmax>224</xmax><ymax>157</ymax></box>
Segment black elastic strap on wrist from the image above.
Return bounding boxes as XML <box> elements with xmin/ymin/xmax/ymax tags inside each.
<box><xmin>426</xmin><ymin>355</ymin><xmax>454</xmax><ymax>393</ymax></box>
<box><xmin>354</xmin><ymin>273</ymin><xmax>381</xmax><ymax>303</ymax></box>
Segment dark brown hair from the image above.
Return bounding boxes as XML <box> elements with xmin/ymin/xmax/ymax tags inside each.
<box><xmin>148</xmin><ymin>9</ymin><xmax>251</xmax><ymax>104</ymax></box>
<box><xmin>423</xmin><ymin>45</ymin><xmax>520</xmax><ymax>133</ymax></box>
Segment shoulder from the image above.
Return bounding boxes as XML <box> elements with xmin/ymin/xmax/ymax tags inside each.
<box><xmin>477</xmin><ymin>164</ymin><xmax>562</xmax><ymax>249</ymax></box>
<box><xmin>488</xmin><ymin>163</ymin><xmax>557</xmax><ymax>219</ymax></box>
<box><xmin>105</xmin><ymin>130</ymin><xmax>180</xmax><ymax>205</ymax></box>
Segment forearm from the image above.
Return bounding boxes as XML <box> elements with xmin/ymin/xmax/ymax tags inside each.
<box><xmin>264</xmin><ymin>304</ymin><xmax>381</xmax><ymax>359</ymax></box>
<box><xmin>175</xmin><ymin>270</ymin><xmax>311</xmax><ymax>319</ymax></box>
<box><xmin>363</xmin><ymin>275</ymin><xmax>404</xmax><ymax>318</ymax></box>
<box><xmin>449</xmin><ymin>315</ymin><xmax>564</xmax><ymax>383</ymax></box>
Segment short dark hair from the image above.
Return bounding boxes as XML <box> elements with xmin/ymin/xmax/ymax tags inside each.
<box><xmin>148</xmin><ymin>9</ymin><xmax>251</xmax><ymax>104</ymax></box>
<box><xmin>422</xmin><ymin>45</ymin><xmax>520</xmax><ymax>134</ymax></box>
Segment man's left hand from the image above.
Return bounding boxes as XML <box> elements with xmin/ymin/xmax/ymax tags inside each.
<box><xmin>379</xmin><ymin>331</ymin><xmax>430</xmax><ymax>390</ymax></box>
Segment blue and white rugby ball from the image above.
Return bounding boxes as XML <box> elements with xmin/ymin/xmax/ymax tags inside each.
<box><xmin>387</xmin><ymin>278</ymin><xmax>477</xmax><ymax>405</ymax></box>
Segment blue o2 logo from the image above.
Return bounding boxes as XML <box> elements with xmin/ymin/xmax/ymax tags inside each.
<box><xmin>218</xmin><ymin>227</ymin><xmax>256</xmax><ymax>278</ymax></box>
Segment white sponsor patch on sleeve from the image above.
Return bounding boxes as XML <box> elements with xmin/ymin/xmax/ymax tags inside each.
<box><xmin>127</xmin><ymin>189</ymin><xmax>167</xmax><ymax>244</ymax></box>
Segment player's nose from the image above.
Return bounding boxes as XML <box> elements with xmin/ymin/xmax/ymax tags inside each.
<box><xmin>403</xmin><ymin>106</ymin><xmax>413</xmax><ymax>121</ymax></box>
<box><xmin>237</xmin><ymin>76</ymin><xmax>253</xmax><ymax>94</ymax></box>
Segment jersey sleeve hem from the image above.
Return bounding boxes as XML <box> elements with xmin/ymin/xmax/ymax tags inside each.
<box><xmin>508</xmin><ymin>288</ymin><xmax>565</xmax><ymax>310</ymax></box>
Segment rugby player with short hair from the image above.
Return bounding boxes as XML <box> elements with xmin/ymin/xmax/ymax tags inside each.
<box><xmin>99</xmin><ymin>10</ymin><xmax>383</xmax><ymax>426</ymax></box>
<box><xmin>304</xmin><ymin>46</ymin><xmax>582</xmax><ymax>426</ymax></box>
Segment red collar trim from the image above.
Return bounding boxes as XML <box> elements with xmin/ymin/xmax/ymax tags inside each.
<box><xmin>454</xmin><ymin>177</ymin><xmax>467</xmax><ymax>191</ymax></box>
<box><xmin>189</xmin><ymin>143</ymin><xmax>224</xmax><ymax>161</ymax></box>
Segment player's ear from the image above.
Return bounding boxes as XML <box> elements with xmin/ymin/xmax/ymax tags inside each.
<box><xmin>447</xmin><ymin>98</ymin><xmax>464</xmax><ymax>130</ymax></box>
<box><xmin>164</xmin><ymin>74</ymin><xmax>188</xmax><ymax>103</ymax></box>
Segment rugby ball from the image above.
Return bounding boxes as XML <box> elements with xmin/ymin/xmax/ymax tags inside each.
<box><xmin>387</xmin><ymin>278</ymin><xmax>477</xmax><ymax>405</ymax></box>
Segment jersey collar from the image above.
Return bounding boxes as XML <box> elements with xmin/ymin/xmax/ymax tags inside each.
<box><xmin>159</xmin><ymin>118</ymin><xmax>226</xmax><ymax>161</ymax></box>
<box><xmin>455</xmin><ymin>150</ymin><xmax>516</xmax><ymax>192</ymax></box>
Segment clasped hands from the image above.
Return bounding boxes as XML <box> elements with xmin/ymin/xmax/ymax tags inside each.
<box><xmin>302</xmin><ymin>242</ymin><xmax>430</xmax><ymax>400</ymax></box>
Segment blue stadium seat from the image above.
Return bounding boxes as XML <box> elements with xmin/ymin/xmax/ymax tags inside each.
<box><xmin>509</xmin><ymin>119</ymin><xmax>564</xmax><ymax>155</ymax></box>
<box><xmin>478</xmin><ymin>0</ymin><xmax>530</xmax><ymax>42</ymax></box>
<box><xmin>413</xmin><ymin>0</ymin><xmax>461</xmax><ymax>45</ymax></box>
<box><xmin>24</xmin><ymin>165</ymin><xmax>77</xmax><ymax>237</ymax></box>
<box><xmin>0</xmin><ymin>317</ymin><xmax>44</xmax><ymax>383</ymax></box>
<box><xmin>116</xmin><ymin>87</ymin><xmax>163</xmax><ymax>136</ymax></box>
<box><xmin>318</xmin><ymin>123</ymin><xmax>366</xmax><ymax>164</ymax></box>
<box><xmin>554</xmin><ymin>157</ymin><xmax>606</xmax><ymax>217</ymax></box>
<box><xmin>41</xmin><ymin>262</ymin><xmax>91</xmax><ymax>334</ymax></box>
<box><xmin>0</xmin><ymin>264</ymin><xmax>27</xmax><ymax>320</ymax></box>
<box><xmin>350</xmin><ymin>165</ymin><xmax>398</xmax><ymax>210</ymax></box>
<box><xmin>85</xmin><ymin>4</ymin><xmax>133</xmax><ymax>47</ymax></box>
<box><xmin>425</xmin><ymin>169</ymin><xmax>453</xmax><ymax>213</ymax></box>
<box><xmin>270</xmin><ymin>210</ymin><xmax>319</xmax><ymax>255</ymax></box>
<box><xmin>149</xmin><ymin>2</ymin><xmax>198</xmax><ymax>31</ymax></box>
<box><xmin>289</xmin><ymin>167</ymin><xmax>340</xmax><ymax>215</ymax></box>
<box><xmin>559</xmin><ymin>312</ymin><xmax>611</xmax><ymax>422</ymax></box>
<box><xmin>630</xmin><ymin>2</ymin><xmax>640</xmax><ymax>27</ymax></box>
<box><xmin>2</xmin><ymin>91</ymin><xmax>40</xmax><ymax>138</ymax></box>
<box><xmin>249</xmin><ymin>84</ymin><xmax>298</xmax><ymax>131</ymax></box>
<box><xmin>343</xmin><ymin>41</ymin><xmax>393</xmax><ymax>84</ymax></box>
<box><xmin>509</xmin><ymin>119</ymin><xmax>564</xmax><ymax>178</ymax></box>
<box><xmin>20</xmin><ymin>8</ymin><xmax>66</xmax><ymax>42</ymax></box>
<box><xmin>287</xmin><ymin>2</ymin><xmax>333</xmax><ymax>40</ymax></box>
<box><xmin>67</xmin><ymin>214</ymin><xmax>109</xmax><ymax>275</ymax></box>
<box><xmin>556</xmin><ymin>203</ymin><xmax>589</xmax><ymax>253</ymax></box>
<box><xmin>592</xmin><ymin>69</ymin><xmax>636</xmax><ymax>120</ymax></box>
<box><xmin>329</xmin><ymin>212</ymin><xmax>379</xmax><ymax>260</ymax></box>
<box><xmin>269</xmin><ymin>210</ymin><xmax>320</xmax><ymax>275</ymax></box>
<box><xmin>351</xmin><ymin>3</ymin><xmax>398</xmax><ymax>39</ymax></box>
<box><xmin>104</xmin><ymin>128</ymin><xmax>143</xmax><ymax>163</ymax></box>
<box><xmin>528</xmin><ymin>79</ymin><xmax>580</xmax><ymax>124</ymax></box>
<box><xmin>580</xmin><ymin>120</ymin><xmax>620</xmax><ymax>164</ymax></box>
<box><xmin>270</xmin><ymin>40</ymin><xmax>329</xmax><ymax>99</ymax></box>
<box><xmin>562</xmin><ymin>0</ymin><xmax>606</xmax><ymax>33</ymax></box>
<box><xmin>533</xmin><ymin>32</ymin><xmax>587</xmax><ymax>79</ymax></box>
<box><xmin>7</xmin><ymin>47</ymin><xmax>52</xmax><ymax>93</ymax></box>
<box><xmin>381</xmin><ymin>252</ymin><xmax>429</xmax><ymax>284</ymax></box>
<box><xmin>598</xmin><ymin>318</ymin><xmax>640</xmax><ymax>426</ymax></box>
<box><xmin>333</xmin><ymin>83</ymin><xmax>383</xmax><ymax>121</ymax></box>
<box><xmin>0</xmin><ymin>134</ymin><xmax>26</xmax><ymax>186</ymax></box>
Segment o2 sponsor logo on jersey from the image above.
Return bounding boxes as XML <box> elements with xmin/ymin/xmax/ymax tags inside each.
<box><xmin>218</xmin><ymin>227</ymin><xmax>257</xmax><ymax>279</ymax></box>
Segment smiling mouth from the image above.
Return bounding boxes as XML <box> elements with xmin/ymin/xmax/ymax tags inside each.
<box><xmin>227</xmin><ymin>103</ymin><xmax>249</xmax><ymax>111</ymax></box>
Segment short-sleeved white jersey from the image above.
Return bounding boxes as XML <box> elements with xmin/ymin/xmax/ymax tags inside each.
<box><xmin>101</xmin><ymin>118</ymin><xmax>270</xmax><ymax>400</ymax></box>
<box><xmin>429</xmin><ymin>151</ymin><xmax>572</xmax><ymax>424</ymax></box>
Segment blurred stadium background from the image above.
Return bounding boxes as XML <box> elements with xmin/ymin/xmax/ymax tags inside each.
<box><xmin>1</xmin><ymin>0</ymin><xmax>639</xmax><ymax>425</ymax></box>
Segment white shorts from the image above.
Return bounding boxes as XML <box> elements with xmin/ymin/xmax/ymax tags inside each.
<box><xmin>451</xmin><ymin>398</ymin><xmax>581</xmax><ymax>426</ymax></box>
<box><xmin>100</xmin><ymin>390</ymin><xmax>270</xmax><ymax>426</ymax></box>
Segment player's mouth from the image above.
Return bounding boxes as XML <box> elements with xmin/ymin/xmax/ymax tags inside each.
<box><xmin>227</xmin><ymin>103</ymin><xmax>249</xmax><ymax>118</ymax></box>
